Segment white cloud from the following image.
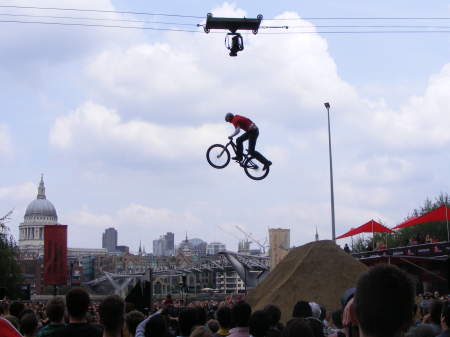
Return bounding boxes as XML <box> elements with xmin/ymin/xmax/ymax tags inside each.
<box><xmin>49</xmin><ymin>101</ymin><xmax>228</xmax><ymax>161</ymax></box>
<box><xmin>0</xmin><ymin>182</ymin><xmax>35</xmax><ymax>202</ymax></box>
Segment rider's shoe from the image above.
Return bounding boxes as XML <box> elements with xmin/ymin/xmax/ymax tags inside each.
<box><xmin>232</xmin><ymin>156</ymin><xmax>242</xmax><ymax>162</ymax></box>
<box><xmin>263</xmin><ymin>161</ymin><xmax>272</xmax><ymax>171</ymax></box>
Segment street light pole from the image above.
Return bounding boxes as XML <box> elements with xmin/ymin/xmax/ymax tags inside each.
<box><xmin>324</xmin><ymin>102</ymin><xmax>336</xmax><ymax>240</ymax></box>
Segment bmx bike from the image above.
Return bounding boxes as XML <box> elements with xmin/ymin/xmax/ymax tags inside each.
<box><xmin>206</xmin><ymin>139</ymin><xmax>270</xmax><ymax>180</ymax></box>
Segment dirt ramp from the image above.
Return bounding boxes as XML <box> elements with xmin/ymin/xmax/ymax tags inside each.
<box><xmin>246</xmin><ymin>240</ymin><xmax>367</xmax><ymax>322</ymax></box>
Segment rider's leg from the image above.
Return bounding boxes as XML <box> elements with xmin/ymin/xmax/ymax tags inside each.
<box><xmin>235</xmin><ymin>133</ymin><xmax>249</xmax><ymax>160</ymax></box>
<box><xmin>247</xmin><ymin>129</ymin><xmax>271</xmax><ymax>168</ymax></box>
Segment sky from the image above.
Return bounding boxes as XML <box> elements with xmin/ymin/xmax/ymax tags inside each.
<box><xmin>1</xmin><ymin>0</ymin><xmax>450</xmax><ymax>253</ymax></box>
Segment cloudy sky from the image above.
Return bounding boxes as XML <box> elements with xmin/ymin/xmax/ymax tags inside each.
<box><xmin>1</xmin><ymin>0</ymin><xmax>450</xmax><ymax>253</ymax></box>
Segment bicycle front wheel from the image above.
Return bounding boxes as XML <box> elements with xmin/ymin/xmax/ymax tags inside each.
<box><xmin>206</xmin><ymin>144</ymin><xmax>231</xmax><ymax>169</ymax></box>
<box><xmin>243</xmin><ymin>156</ymin><xmax>270</xmax><ymax>180</ymax></box>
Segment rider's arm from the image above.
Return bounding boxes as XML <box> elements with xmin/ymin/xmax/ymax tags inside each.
<box><xmin>229</xmin><ymin>127</ymin><xmax>240</xmax><ymax>139</ymax></box>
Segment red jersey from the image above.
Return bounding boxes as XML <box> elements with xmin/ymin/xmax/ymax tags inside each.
<box><xmin>231</xmin><ymin>115</ymin><xmax>254</xmax><ymax>131</ymax></box>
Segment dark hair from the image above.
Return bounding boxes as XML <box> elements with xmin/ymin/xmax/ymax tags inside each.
<box><xmin>145</xmin><ymin>313</ymin><xmax>167</xmax><ymax>337</ymax></box>
<box><xmin>207</xmin><ymin>319</ymin><xmax>219</xmax><ymax>333</ymax></box>
<box><xmin>46</xmin><ymin>297</ymin><xmax>65</xmax><ymax>323</ymax></box>
<box><xmin>355</xmin><ymin>264</ymin><xmax>415</xmax><ymax>337</ymax></box>
<box><xmin>282</xmin><ymin>318</ymin><xmax>314</xmax><ymax>337</ymax></box>
<box><xmin>292</xmin><ymin>301</ymin><xmax>312</xmax><ymax>318</ymax></box>
<box><xmin>179</xmin><ymin>307</ymin><xmax>197</xmax><ymax>336</ymax></box>
<box><xmin>99</xmin><ymin>295</ymin><xmax>125</xmax><ymax>333</ymax></box>
<box><xmin>305</xmin><ymin>317</ymin><xmax>324</xmax><ymax>337</ymax></box>
<box><xmin>66</xmin><ymin>287</ymin><xmax>90</xmax><ymax>320</ymax></box>
<box><xmin>429</xmin><ymin>300</ymin><xmax>443</xmax><ymax>325</ymax></box>
<box><xmin>4</xmin><ymin>315</ymin><xmax>20</xmax><ymax>330</ymax></box>
<box><xmin>232</xmin><ymin>301</ymin><xmax>252</xmax><ymax>327</ymax></box>
<box><xmin>442</xmin><ymin>301</ymin><xmax>450</xmax><ymax>327</ymax></box>
<box><xmin>249</xmin><ymin>310</ymin><xmax>271</xmax><ymax>337</ymax></box>
<box><xmin>406</xmin><ymin>325</ymin><xmax>435</xmax><ymax>337</ymax></box>
<box><xmin>9</xmin><ymin>301</ymin><xmax>25</xmax><ymax>318</ymax></box>
<box><xmin>195</xmin><ymin>306</ymin><xmax>207</xmax><ymax>326</ymax></box>
<box><xmin>126</xmin><ymin>310</ymin><xmax>145</xmax><ymax>336</ymax></box>
<box><xmin>216</xmin><ymin>306</ymin><xmax>232</xmax><ymax>329</ymax></box>
<box><xmin>20</xmin><ymin>312</ymin><xmax>38</xmax><ymax>335</ymax></box>
<box><xmin>263</xmin><ymin>305</ymin><xmax>281</xmax><ymax>327</ymax></box>
<box><xmin>331</xmin><ymin>309</ymin><xmax>343</xmax><ymax>329</ymax></box>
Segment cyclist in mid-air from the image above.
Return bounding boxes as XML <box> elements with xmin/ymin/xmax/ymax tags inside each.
<box><xmin>225</xmin><ymin>112</ymin><xmax>272</xmax><ymax>171</ymax></box>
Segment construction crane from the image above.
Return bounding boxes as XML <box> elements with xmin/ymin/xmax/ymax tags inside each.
<box><xmin>235</xmin><ymin>225</ymin><xmax>268</xmax><ymax>255</ymax></box>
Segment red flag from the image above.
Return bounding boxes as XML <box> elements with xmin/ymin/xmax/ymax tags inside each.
<box><xmin>44</xmin><ymin>225</ymin><xmax>68</xmax><ymax>286</ymax></box>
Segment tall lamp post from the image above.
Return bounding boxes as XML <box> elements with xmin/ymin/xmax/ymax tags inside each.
<box><xmin>324</xmin><ymin>102</ymin><xmax>336</xmax><ymax>240</ymax></box>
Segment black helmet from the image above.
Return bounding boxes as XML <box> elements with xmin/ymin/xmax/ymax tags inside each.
<box><xmin>225</xmin><ymin>112</ymin><xmax>234</xmax><ymax>121</ymax></box>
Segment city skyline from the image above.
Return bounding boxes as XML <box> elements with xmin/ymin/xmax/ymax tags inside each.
<box><xmin>1</xmin><ymin>0</ymin><xmax>450</xmax><ymax>252</ymax></box>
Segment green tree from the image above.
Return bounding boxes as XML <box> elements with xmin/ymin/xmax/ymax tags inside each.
<box><xmin>391</xmin><ymin>192</ymin><xmax>450</xmax><ymax>246</ymax></box>
<box><xmin>0</xmin><ymin>211</ymin><xmax>23</xmax><ymax>299</ymax></box>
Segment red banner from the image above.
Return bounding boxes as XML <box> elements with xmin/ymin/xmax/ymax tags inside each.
<box><xmin>44</xmin><ymin>225</ymin><xmax>68</xmax><ymax>286</ymax></box>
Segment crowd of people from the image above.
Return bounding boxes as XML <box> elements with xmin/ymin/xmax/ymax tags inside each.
<box><xmin>1</xmin><ymin>264</ymin><xmax>449</xmax><ymax>337</ymax></box>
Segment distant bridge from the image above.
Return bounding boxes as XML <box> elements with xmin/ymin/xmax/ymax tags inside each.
<box><xmin>83</xmin><ymin>251</ymin><xmax>270</xmax><ymax>296</ymax></box>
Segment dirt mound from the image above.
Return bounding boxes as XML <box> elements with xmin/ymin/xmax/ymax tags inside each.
<box><xmin>246</xmin><ymin>240</ymin><xmax>367</xmax><ymax>322</ymax></box>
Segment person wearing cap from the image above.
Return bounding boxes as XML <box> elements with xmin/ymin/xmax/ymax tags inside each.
<box><xmin>224</xmin><ymin>113</ymin><xmax>272</xmax><ymax>171</ymax></box>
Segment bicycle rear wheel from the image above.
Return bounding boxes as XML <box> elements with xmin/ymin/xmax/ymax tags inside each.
<box><xmin>244</xmin><ymin>156</ymin><xmax>270</xmax><ymax>180</ymax></box>
<box><xmin>206</xmin><ymin>144</ymin><xmax>230</xmax><ymax>169</ymax></box>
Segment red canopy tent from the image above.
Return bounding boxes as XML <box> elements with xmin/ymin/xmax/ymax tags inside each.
<box><xmin>392</xmin><ymin>205</ymin><xmax>450</xmax><ymax>240</ymax></box>
<box><xmin>336</xmin><ymin>220</ymin><xmax>394</xmax><ymax>239</ymax></box>
<box><xmin>337</xmin><ymin>220</ymin><xmax>394</xmax><ymax>251</ymax></box>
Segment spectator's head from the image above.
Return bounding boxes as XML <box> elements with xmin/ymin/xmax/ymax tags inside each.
<box><xmin>309</xmin><ymin>303</ymin><xmax>321</xmax><ymax>319</ymax></box>
<box><xmin>4</xmin><ymin>315</ymin><xmax>20</xmax><ymax>330</ymax></box>
<box><xmin>331</xmin><ymin>309</ymin><xmax>343</xmax><ymax>329</ymax></box>
<box><xmin>429</xmin><ymin>300</ymin><xmax>443</xmax><ymax>325</ymax></box>
<box><xmin>125</xmin><ymin>310</ymin><xmax>145</xmax><ymax>337</ymax></box>
<box><xmin>99</xmin><ymin>295</ymin><xmax>125</xmax><ymax>335</ymax></box>
<box><xmin>442</xmin><ymin>301</ymin><xmax>450</xmax><ymax>330</ymax></box>
<box><xmin>281</xmin><ymin>318</ymin><xmax>314</xmax><ymax>337</ymax></box>
<box><xmin>355</xmin><ymin>264</ymin><xmax>415</xmax><ymax>337</ymax></box>
<box><xmin>216</xmin><ymin>306</ymin><xmax>232</xmax><ymax>330</ymax></box>
<box><xmin>292</xmin><ymin>301</ymin><xmax>312</xmax><ymax>318</ymax></box>
<box><xmin>207</xmin><ymin>319</ymin><xmax>219</xmax><ymax>333</ymax></box>
<box><xmin>263</xmin><ymin>304</ymin><xmax>281</xmax><ymax>327</ymax></box>
<box><xmin>179</xmin><ymin>308</ymin><xmax>198</xmax><ymax>337</ymax></box>
<box><xmin>145</xmin><ymin>313</ymin><xmax>167</xmax><ymax>337</ymax></box>
<box><xmin>9</xmin><ymin>301</ymin><xmax>25</xmax><ymax>318</ymax></box>
<box><xmin>125</xmin><ymin>302</ymin><xmax>136</xmax><ymax>313</ymax></box>
<box><xmin>231</xmin><ymin>301</ymin><xmax>252</xmax><ymax>328</ymax></box>
<box><xmin>195</xmin><ymin>306</ymin><xmax>207</xmax><ymax>326</ymax></box>
<box><xmin>190</xmin><ymin>326</ymin><xmax>212</xmax><ymax>337</ymax></box>
<box><xmin>249</xmin><ymin>310</ymin><xmax>270</xmax><ymax>337</ymax></box>
<box><xmin>46</xmin><ymin>297</ymin><xmax>65</xmax><ymax>324</ymax></box>
<box><xmin>20</xmin><ymin>312</ymin><xmax>38</xmax><ymax>337</ymax></box>
<box><xmin>66</xmin><ymin>287</ymin><xmax>90</xmax><ymax>321</ymax></box>
<box><xmin>305</xmin><ymin>318</ymin><xmax>324</xmax><ymax>337</ymax></box>
<box><xmin>405</xmin><ymin>325</ymin><xmax>435</xmax><ymax>337</ymax></box>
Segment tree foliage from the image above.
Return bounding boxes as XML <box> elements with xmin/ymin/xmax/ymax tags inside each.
<box><xmin>352</xmin><ymin>193</ymin><xmax>450</xmax><ymax>252</ymax></box>
<box><xmin>0</xmin><ymin>213</ymin><xmax>23</xmax><ymax>299</ymax></box>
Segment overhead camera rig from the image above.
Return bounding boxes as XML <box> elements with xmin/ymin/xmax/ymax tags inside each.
<box><xmin>202</xmin><ymin>13</ymin><xmax>263</xmax><ymax>57</ymax></box>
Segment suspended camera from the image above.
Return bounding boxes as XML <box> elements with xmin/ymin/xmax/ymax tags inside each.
<box><xmin>225</xmin><ymin>33</ymin><xmax>244</xmax><ymax>57</ymax></box>
<box><xmin>203</xmin><ymin>13</ymin><xmax>263</xmax><ymax>57</ymax></box>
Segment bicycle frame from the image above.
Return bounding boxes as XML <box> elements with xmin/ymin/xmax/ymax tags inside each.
<box><xmin>224</xmin><ymin>140</ymin><xmax>258</xmax><ymax>169</ymax></box>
